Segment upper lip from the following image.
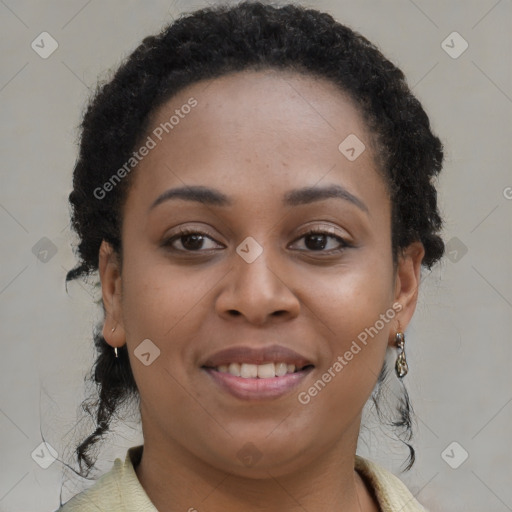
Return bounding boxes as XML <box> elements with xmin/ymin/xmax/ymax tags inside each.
<box><xmin>201</xmin><ymin>344</ymin><xmax>314</xmax><ymax>369</ymax></box>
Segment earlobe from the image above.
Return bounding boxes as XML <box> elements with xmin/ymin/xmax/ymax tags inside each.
<box><xmin>98</xmin><ymin>240</ymin><xmax>125</xmax><ymax>348</ymax></box>
<box><xmin>389</xmin><ymin>241</ymin><xmax>425</xmax><ymax>346</ymax></box>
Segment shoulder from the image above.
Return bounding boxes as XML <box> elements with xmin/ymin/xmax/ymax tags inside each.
<box><xmin>355</xmin><ymin>455</ymin><xmax>429</xmax><ymax>512</ymax></box>
<box><xmin>56</xmin><ymin>446</ymin><xmax>156</xmax><ymax>512</ymax></box>
<box><xmin>56</xmin><ymin>459</ymin><xmax>124</xmax><ymax>512</ymax></box>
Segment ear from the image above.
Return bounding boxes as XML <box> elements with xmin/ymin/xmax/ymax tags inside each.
<box><xmin>98</xmin><ymin>240</ymin><xmax>125</xmax><ymax>349</ymax></box>
<box><xmin>388</xmin><ymin>241</ymin><xmax>425</xmax><ymax>347</ymax></box>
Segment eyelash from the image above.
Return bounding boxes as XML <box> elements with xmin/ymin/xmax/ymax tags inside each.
<box><xmin>163</xmin><ymin>227</ymin><xmax>351</xmax><ymax>255</ymax></box>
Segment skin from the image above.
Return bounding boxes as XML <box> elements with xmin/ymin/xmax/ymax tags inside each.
<box><xmin>99</xmin><ymin>69</ymin><xmax>424</xmax><ymax>512</ymax></box>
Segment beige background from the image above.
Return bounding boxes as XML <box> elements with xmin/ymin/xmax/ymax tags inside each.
<box><xmin>0</xmin><ymin>0</ymin><xmax>511</xmax><ymax>510</ymax></box>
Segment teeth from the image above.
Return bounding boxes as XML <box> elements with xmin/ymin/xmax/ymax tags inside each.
<box><xmin>241</xmin><ymin>363</ymin><xmax>258</xmax><ymax>378</ymax></box>
<box><xmin>275</xmin><ymin>362</ymin><xmax>288</xmax><ymax>377</ymax></box>
<box><xmin>214</xmin><ymin>362</ymin><xmax>301</xmax><ymax>378</ymax></box>
<box><xmin>257</xmin><ymin>363</ymin><xmax>275</xmax><ymax>378</ymax></box>
<box><xmin>228</xmin><ymin>363</ymin><xmax>240</xmax><ymax>376</ymax></box>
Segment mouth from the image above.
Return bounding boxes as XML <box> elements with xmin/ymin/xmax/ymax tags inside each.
<box><xmin>200</xmin><ymin>344</ymin><xmax>315</xmax><ymax>400</ymax></box>
<box><xmin>201</xmin><ymin>363</ymin><xmax>314</xmax><ymax>401</ymax></box>
<box><xmin>202</xmin><ymin>361</ymin><xmax>314</xmax><ymax>378</ymax></box>
<box><xmin>201</xmin><ymin>344</ymin><xmax>314</xmax><ymax>370</ymax></box>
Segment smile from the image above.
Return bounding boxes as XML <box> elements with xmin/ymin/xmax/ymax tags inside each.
<box><xmin>202</xmin><ymin>364</ymin><xmax>314</xmax><ymax>401</ymax></box>
<box><xmin>207</xmin><ymin>362</ymin><xmax>313</xmax><ymax>378</ymax></box>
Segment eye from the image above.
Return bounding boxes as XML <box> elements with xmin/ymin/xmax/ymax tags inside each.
<box><xmin>290</xmin><ymin>228</ymin><xmax>350</xmax><ymax>253</ymax></box>
<box><xmin>162</xmin><ymin>226</ymin><xmax>350</xmax><ymax>254</ymax></box>
<box><xmin>163</xmin><ymin>228</ymin><xmax>224</xmax><ymax>252</ymax></box>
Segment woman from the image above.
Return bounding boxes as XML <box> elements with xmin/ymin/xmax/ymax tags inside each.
<box><xmin>59</xmin><ymin>2</ymin><xmax>444</xmax><ymax>510</ymax></box>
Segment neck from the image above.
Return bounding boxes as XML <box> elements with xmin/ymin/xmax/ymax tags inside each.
<box><xmin>135</xmin><ymin>414</ymin><xmax>379</xmax><ymax>512</ymax></box>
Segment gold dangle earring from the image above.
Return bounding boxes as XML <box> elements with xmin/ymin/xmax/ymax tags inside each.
<box><xmin>395</xmin><ymin>331</ymin><xmax>408</xmax><ymax>378</ymax></box>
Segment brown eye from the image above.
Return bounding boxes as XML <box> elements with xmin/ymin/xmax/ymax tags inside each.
<box><xmin>163</xmin><ymin>229</ymin><xmax>223</xmax><ymax>252</ymax></box>
<box><xmin>291</xmin><ymin>229</ymin><xmax>350</xmax><ymax>253</ymax></box>
<box><xmin>178</xmin><ymin>233</ymin><xmax>207</xmax><ymax>251</ymax></box>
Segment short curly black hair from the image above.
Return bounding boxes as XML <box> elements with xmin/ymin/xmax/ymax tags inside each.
<box><xmin>65</xmin><ymin>1</ymin><xmax>444</xmax><ymax>477</ymax></box>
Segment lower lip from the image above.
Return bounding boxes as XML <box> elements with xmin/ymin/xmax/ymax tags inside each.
<box><xmin>202</xmin><ymin>367</ymin><xmax>314</xmax><ymax>401</ymax></box>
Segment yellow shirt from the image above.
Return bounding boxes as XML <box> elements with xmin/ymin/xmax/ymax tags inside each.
<box><xmin>57</xmin><ymin>445</ymin><xmax>427</xmax><ymax>511</ymax></box>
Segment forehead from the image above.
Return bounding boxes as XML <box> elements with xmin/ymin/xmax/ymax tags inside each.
<box><xmin>147</xmin><ymin>68</ymin><xmax>371</xmax><ymax>150</ymax></box>
<box><xmin>126</xmin><ymin>69</ymin><xmax>385</xmax><ymax>213</ymax></box>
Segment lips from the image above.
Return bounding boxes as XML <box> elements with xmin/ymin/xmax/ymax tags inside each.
<box><xmin>201</xmin><ymin>344</ymin><xmax>314</xmax><ymax>369</ymax></box>
<box><xmin>200</xmin><ymin>344</ymin><xmax>315</xmax><ymax>400</ymax></box>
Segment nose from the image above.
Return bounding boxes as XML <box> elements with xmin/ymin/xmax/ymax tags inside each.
<box><xmin>215</xmin><ymin>244</ymin><xmax>300</xmax><ymax>326</ymax></box>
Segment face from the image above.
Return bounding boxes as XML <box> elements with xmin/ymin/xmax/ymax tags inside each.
<box><xmin>100</xmin><ymin>69</ymin><xmax>424</xmax><ymax>477</ymax></box>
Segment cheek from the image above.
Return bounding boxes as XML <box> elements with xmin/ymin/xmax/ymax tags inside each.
<box><xmin>303</xmin><ymin>260</ymin><xmax>394</xmax><ymax>396</ymax></box>
<box><xmin>120</xmin><ymin>250</ymin><xmax>211</xmax><ymax>339</ymax></box>
<box><xmin>119</xmin><ymin>254</ymin><xmax>211</xmax><ymax>409</ymax></box>
<box><xmin>310</xmin><ymin>258</ymin><xmax>395</xmax><ymax>336</ymax></box>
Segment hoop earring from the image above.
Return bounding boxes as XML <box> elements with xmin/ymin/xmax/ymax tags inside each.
<box><xmin>395</xmin><ymin>331</ymin><xmax>408</xmax><ymax>378</ymax></box>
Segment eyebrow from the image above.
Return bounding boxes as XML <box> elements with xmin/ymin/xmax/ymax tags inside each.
<box><xmin>283</xmin><ymin>184</ymin><xmax>369</xmax><ymax>213</ymax></box>
<box><xmin>149</xmin><ymin>184</ymin><xmax>369</xmax><ymax>214</ymax></box>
